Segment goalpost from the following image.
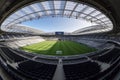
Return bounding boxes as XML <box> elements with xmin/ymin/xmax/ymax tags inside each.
<box><xmin>56</xmin><ymin>50</ymin><xmax>62</xmax><ymax>55</ymax></box>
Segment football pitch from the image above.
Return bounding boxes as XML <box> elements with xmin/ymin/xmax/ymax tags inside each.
<box><xmin>20</xmin><ymin>40</ymin><xmax>96</xmax><ymax>56</ymax></box>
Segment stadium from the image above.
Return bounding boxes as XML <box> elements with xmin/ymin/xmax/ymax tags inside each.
<box><xmin>0</xmin><ymin>0</ymin><xmax>120</xmax><ymax>80</ymax></box>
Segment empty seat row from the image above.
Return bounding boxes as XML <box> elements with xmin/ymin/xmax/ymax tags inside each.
<box><xmin>1</xmin><ymin>47</ymin><xmax>26</xmax><ymax>62</ymax></box>
<box><xmin>92</xmin><ymin>48</ymin><xmax>120</xmax><ymax>63</ymax></box>
<box><xmin>17</xmin><ymin>60</ymin><xmax>57</xmax><ymax>80</ymax></box>
<box><xmin>88</xmin><ymin>49</ymin><xmax>109</xmax><ymax>58</ymax></box>
<box><xmin>62</xmin><ymin>57</ymin><xmax>87</xmax><ymax>64</ymax></box>
<box><xmin>63</xmin><ymin>61</ymin><xmax>101</xmax><ymax>80</ymax></box>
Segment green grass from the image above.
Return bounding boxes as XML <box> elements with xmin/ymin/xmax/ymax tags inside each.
<box><xmin>20</xmin><ymin>40</ymin><xmax>96</xmax><ymax>56</ymax></box>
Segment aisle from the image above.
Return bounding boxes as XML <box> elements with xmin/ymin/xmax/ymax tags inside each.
<box><xmin>52</xmin><ymin>59</ymin><xmax>65</xmax><ymax>80</ymax></box>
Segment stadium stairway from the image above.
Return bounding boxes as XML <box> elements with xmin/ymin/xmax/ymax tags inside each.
<box><xmin>0</xmin><ymin>66</ymin><xmax>11</xmax><ymax>80</ymax></box>
<box><xmin>52</xmin><ymin>59</ymin><xmax>65</xmax><ymax>80</ymax></box>
<box><xmin>0</xmin><ymin>57</ymin><xmax>13</xmax><ymax>80</ymax></box>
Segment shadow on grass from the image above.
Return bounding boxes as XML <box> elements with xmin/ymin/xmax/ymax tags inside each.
<box><xmin>21</xmin><ymin>41</ymin><xmax>62</xmax><ymax>55</ymax></box>
<box><xmin>20</xmin><ymin>40</ymin><xmax>96</xmax><ymax>56</ymax></box>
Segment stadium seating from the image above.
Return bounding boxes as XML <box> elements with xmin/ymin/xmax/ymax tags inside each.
<box><xmin>88</xmin><ymin>49</ymin><xmax>110</xmax><ymax>58</ymax></box>
<box><xmin>63</xmin><ymin>61</ymin><xmax>101</xmax><ymax>80</ymax></box>
<box><xmin>0</xmin><ymin>34</ymin><xmax>120</xmax><ymax>80</ymax></box>
<box><xmin>17</xmin><ymin>60</ymin><xmax>57</xmax><ymax>80</ymax></box>
<box><xmin>0</xmin><ymin>47</ymin><xmax>27</xmax><ymax>62</ymax></box>
<box><xmin>13</xmin><ymin>50</ymin><xmax>35</xmax><ymax>58</ymax></box>
<box><xmin>4</xmin><ymin>36</ymin><xmax>45</xmax><ymax>48</ymax></box>
<box><xmin>92</xmin><ymin>48</ymin><xmax>120</xmax><ymax>63</ymax></box>
<box><xmin>62</xmin><ymin>57</ymin><xmax>87</xmax><ymax>65</ymax></box>
<box><xmin>35</xmin><ymin>57</ymin><xmax>58</xmax><ymax>64</ymax></box>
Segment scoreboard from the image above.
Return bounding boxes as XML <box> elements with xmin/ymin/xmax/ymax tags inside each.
<box><xmin>55</xmin><ymin>32</ymin><xmax>64</xmax><ymax>35</ymax></box>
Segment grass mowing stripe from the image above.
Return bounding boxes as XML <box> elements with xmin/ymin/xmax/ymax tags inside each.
<box><xmin>61</xmin><ymin>41</ymin><xmax>73</xmax><ymax>55</ymax></box>
<box><xmin>29</xmin><ymin>41</ymin><xmax>57</xmax><ymax>54</ymax></box>
<box><xmin>63</xmin><ymin>41</ymin><xmax>80</xmax><ymax>55</ymax></box>
<box><xmin>68</xmin><ymin>41</ymin><xmax>96</xmax><ymax>53</ymax></box>
<box><xmin>42</xmin><ymin>41</ymin><xmax>57</xmax><ymax>55</ymax></box>
<box><xmin>59</xmin><ymin>41</ymin><xmax>67</xmax><ymax>56</ymax></box>
<box><xmin>20</xmin><ymin>40</ymin><xmax>96</xmax><ymax>56</ymax></box>
<box><xmin>22</xmin><ymin>41</ymin><xmax>55</xmax><ymax>51</ymax></box>
<box><xmin>67</xmin><ymin>41</ymin><xmax>85</xmax><ymax>54</ymax></box>
<box><xmin>47</xmin><ymin>41</ymin><xmax>60</xmax><ymax>55</ymax></box>
<box><xmin>37</xmin><ymin>41</ymin><xmax>53</xmax><ymax>50</ymax></box>
<box><xmin>22</xmin><ymin>41</ymin><xmax>47</xmax><ymax>53</ymax></box>
<box><xmin>35</xmin><ymin>41</ymin><xmax>55</xmax><ymax>50</ymax></box>
<box><xmin>22</xmin><ymin>41</ymin><xmax>48</xmax><ymax>50</ymax></box>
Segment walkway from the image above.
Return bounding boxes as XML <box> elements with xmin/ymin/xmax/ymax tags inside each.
<box><xmin>52</xmin><ymin>59</ymin><xmax>65</xmax><ymax>80</ymax></box>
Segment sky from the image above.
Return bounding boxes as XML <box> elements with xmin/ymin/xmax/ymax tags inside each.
<box><xmin>21</xmin><ymin>16</ymin><xmax>97</xmax><ymax>32</ymax></box>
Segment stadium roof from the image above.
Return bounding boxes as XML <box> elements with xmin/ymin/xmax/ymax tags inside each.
<box><xmin>0</xmin><ymin>0</ymin><xmax>113</xmax><ymax>34</ymax></box>
<box><xmin>6</xmin><ymin>24</ymin><xmax>44</xmax><ymax>34</ymax></box>
<box><xmin>73</xmin><ymin>25</ymin><xmax>110</xmax><ymax>35</ymax></box>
